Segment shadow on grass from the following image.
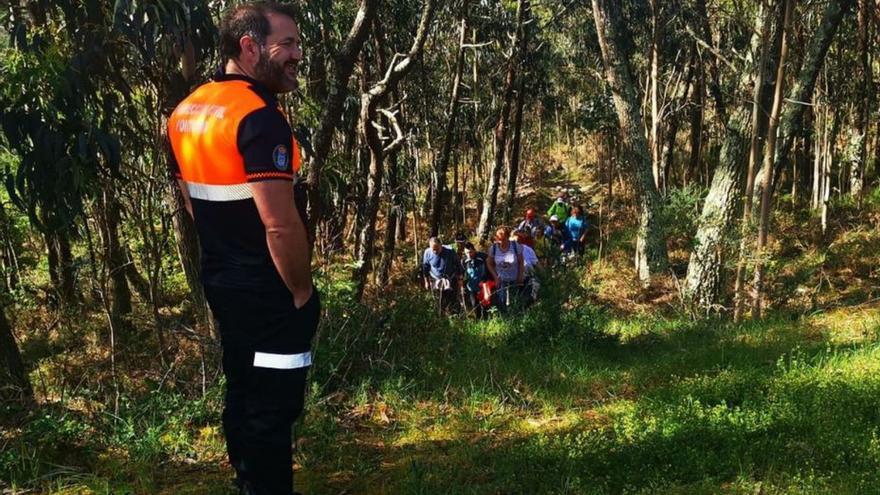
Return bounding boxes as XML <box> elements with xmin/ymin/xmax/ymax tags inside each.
<box><xmin>8</xmin><ymin>269</ymin><xmax>880</xmax><ymax>494</ymax></box>
<box><xmin>299</xmin><ymin>287</ymin><xmax>880</xmax><ymax>494</ymax></box>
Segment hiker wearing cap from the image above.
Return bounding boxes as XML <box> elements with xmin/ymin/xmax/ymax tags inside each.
<box><xmin>545</xmin><ymin>215</ymin><xmax>566</xmax><ymax>245</ymax></box>
<box><xmin>547</xmin><ymin>190</ymin><xmax>572</xmax><ymax>224</ymax></box>
<box><xmin>544</xmin><ymin>215</ymin><xmax>567</xmax><ymax>268</ymax></box>
<box><xmin>453</xmin><ymin>232</ymin><xmax>468</xmax><ymax>260</ymax></box>
<box><xmin>517</xmin><ymin>208</ymin><xmax>544</xmax><ymax>240</ymax></box>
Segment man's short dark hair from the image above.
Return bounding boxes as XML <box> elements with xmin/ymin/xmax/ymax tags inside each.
<box><xmin>219</xmin><ymin>2</ymin><xmax>300</xmax><ymax>61</ymax></box>
<box><xmin>464</xmin><ymin>242</ymin><xmax>476</xmax><ymax>251</ymax></box>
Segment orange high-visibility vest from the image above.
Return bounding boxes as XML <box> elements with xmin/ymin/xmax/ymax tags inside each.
<box><xmin>167</xmin><ymin>73</ymin><xmax>301</xmax><ymax>290</ymax></box>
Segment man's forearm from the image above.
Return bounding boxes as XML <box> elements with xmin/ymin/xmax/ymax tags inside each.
<box><xmin>265</xmin><ymin>212</ymin><xmax>313</xmax><ymax>306</ymax></box>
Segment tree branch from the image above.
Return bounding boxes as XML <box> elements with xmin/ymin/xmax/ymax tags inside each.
<box><xmin>684</xmin><ymin>25</ymin><xmax>738</xmax><ymax>72</ymax></box>
<box><xmin>379</xmin><ymin>109</ymin><xmax>405</xmax><ymax>154</ymax></box>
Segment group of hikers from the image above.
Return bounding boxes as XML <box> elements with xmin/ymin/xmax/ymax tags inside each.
<box><xmin>421</xmin><ymin>188</ymin><xmax>589</xmax><ymax>316</ymax></box>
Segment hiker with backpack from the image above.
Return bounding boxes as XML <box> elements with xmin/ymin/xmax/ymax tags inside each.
<box><xmin>486</xmin><ymin>227</ymin><xmax>525</xmax><ymax>311</ymax></box>
<box><xmin>544</xmin><ymin>215</ymin><xmax>568</xmax><ymax>268</ymax></box>
<box><xmin>517</xmin><ymin>208</ymin><xmax>544</xmax><ymax>243</ymax></box>
<box><xmin>461</xmin><ymin>242</ymin><xmax>490</xmax><ymax>318</ymax></box>
<box><xmin>547</xmin><ymin>189</ymin><xmax>572</xmax><ymax>224</ymax></box>
<box><xmin>422</xmin><ymin>237</ymin><xmax>462</xmax><ymax>313</ymax></box>
<box><xmin>514</xmin><ymin>230</ymin><xmax>541</xmax><ymax>303</ymax></box>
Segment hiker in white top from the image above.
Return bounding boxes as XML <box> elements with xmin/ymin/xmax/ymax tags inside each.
<box><xmin>486</xmin><ymin>226</ymin><xmax>524</xmax><ymax>310</ymax></box>
<box><xmin>513</xmin><ymin>230</ymin><xmax>540</xmax><ymax>302</ymax></box>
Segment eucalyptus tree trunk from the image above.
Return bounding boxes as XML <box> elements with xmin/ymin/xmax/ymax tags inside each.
<box><xmin>0</xmin><ymin>299</ymin><xmax>31</xmax><ymax>404</ymax></box>
<box><xmin>504</xmin><ymin>8</ymin><xmax>531</xmax><ymax>225</ymax></box>
<box><xmin>821</xmin><ymin>104</ymin><xmax>841</xmax><ymax>233</ymax></box>
<box><xmin>687</xmin><ymin>67</ymin><xmax>704</xmax><ymax>185</ymax></box>
<box><xmin>812</xmin><ymin>102</ymin><xmax>825</xmax><ymax>209</ymax></box>
<box><xmin>694</xmin><ymin>0</ymin><xmax>728</xmax><ymax>123</ymax></box>
<box><xmin>352</xmin><ymin>0</ymin><xmax>437</xmax><ymax>301</ymax></box>
<box><xmin>306</xmin><ymin>0</ymin><xmax>378</xmax><ymax>242</ymax></box>
<box><xmin>734</xmin><ymin>0</ymin><xmax>784</xmax><ymax>321</ymax></box>
<box><xmin>477</xmin><ymin>0</ymin><xmax>527</xmax><ymax>241</ymax></box>
<box><xmin>504</xmin><ymin>75</ymin><xmax>527</xmax><ymax>224</ymax></box>
<box><xmin>753</xmin><ymin>0</ymin><xmax>794</xmax><ymax>319</ymax></box>
<box><xmin>769</xmin><ymin>0</ymin><xmax>855</xmax><ymax>190</ymax></box>
<box><xmin>649</xmin><ymin>0</ymin><xmax>663</xmax><ymax>192</ymax></box>
<box><xmin>376</xmin><ymin>151</ymin><xmax>402</xmax><ymax>287</ymax></box>
<box><xmin>46</xmin><ymin>229</ymin><xmax>77</xmax><ymax>308</ymax></box>
<box><xmin>684</xmin><ymin>1</ymin><xmax>776</xmax><ymax>310</ymax></box>
<box><xmin>592</xmin><ymin>0</ymin><xmax>668</xmax><ymax>284</ymax></box>
<box><xmin>660</xmin><ymin>51</ymin><xmax>696</xmax><ymax>189</ymax></box>
<box><xmin>430</xmin><ymin>3</ymin><xmax>469</xmax><ymax>237</ymax></box>
<box><xmin>750</xmin><ymin>0</ymin><xmax>852</xmax><ymax>289</ymax></box>
<box><xmin>850</xmin><ymin>0</ymin><xmax>872</xmax><ymax>199</ymax></box>
<box><xmin>100</xmin><ymin>182</ymin><xmax>132</xmax><ymax>332</ymax></box>
<box><xmin>169</xmin><ymin>184</ymin><xmax>213</xmax><ymax>335</ymax></box>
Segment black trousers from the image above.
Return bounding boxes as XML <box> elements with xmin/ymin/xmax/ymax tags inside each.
<box><xmin>205</xmin><ymin>285</ymin><xmax>321</xmax><ymax>495</ymax></box>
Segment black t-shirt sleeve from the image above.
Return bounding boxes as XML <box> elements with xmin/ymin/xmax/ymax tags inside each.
<box><xmin>237</xmin><ymin>106</ymin><xmax>295</xmax><ymax>182</ymax></box>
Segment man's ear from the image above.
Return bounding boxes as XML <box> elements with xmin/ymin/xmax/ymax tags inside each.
<box><xmin>239</xmin><ymin>35</ymin><xmax>261</xmax><ymax>61</ymax></box>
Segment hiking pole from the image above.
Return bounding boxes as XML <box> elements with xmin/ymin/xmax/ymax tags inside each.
<box><xmin>436</xmin><ymin>283</ymin><xmax>442</xmax><ymax>316</ymax></box>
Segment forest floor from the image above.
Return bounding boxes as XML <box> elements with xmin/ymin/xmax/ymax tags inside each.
<box><xmin>4</xmin><ymin>148</ymin><xmax>880</xmax><ymax>494</ymax></box>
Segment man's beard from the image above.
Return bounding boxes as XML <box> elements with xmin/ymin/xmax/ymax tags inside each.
<box><xmin>254</xmin><ymin>51</ymin><xmax>297</xmax><ymax>94</ymax></box>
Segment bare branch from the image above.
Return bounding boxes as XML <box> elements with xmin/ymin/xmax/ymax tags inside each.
<box><xmin>462</xmin><ymin>41</ymin><xmax>494</xmax><ymax>49</ymax></box>
<box><xmin>379</xmin><ymin>109</ymin><xmax>405</xmax><ymax>154</ymax></box>
<box><xmin>684</xmin><ymin>25</ymin><xmax>738</xmax><ymax>73</ymax></box>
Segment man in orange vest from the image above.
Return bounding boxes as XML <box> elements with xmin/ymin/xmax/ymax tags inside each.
<box><xmin>167</xmin><ymin>3</ymin><xmax>313</xmax><ymax>494</ymax></box>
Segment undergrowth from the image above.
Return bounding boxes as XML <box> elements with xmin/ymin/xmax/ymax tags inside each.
<box><xmin>4</xmin><ymin>260</ymin><xmax>880</xmax><ymax>494</ymax></box>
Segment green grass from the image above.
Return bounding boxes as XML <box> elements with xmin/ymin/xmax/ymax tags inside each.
<box><xmin>4</xmin><ymin>267</ymin><xmax>880</xmax><ymax>494</ymax></box>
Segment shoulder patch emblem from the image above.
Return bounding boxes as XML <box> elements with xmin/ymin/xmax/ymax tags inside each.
<box><xmin>272</xmin><ymin>145</ymin><xmax>289</xmax><ymax>171</ymax></box>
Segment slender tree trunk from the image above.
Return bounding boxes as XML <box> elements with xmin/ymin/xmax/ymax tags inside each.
<box><xmin>687</xmin><ymin>67</ymin><xmax>704</xmax><ymax>185</ymax></box>
<box><xmin>812</xmin><ymin>99</ymin><xmax>824</xmax><ymax>209</ymax></box>
<box><xmin>0</xmin><ymin>203</ymin><xmax>20</xmax><ymax>293</ymax></box>
<box><xmin>100</xmin><ymin>183</ymin><xmax>133</xmax><ymax>333</ymax></box>
<box><xmin>593</xmin><ymin>0</ymin><xmax>668</xmax><ymax>284</ymax></box>
<box><xmin>695</xmin><ymin>0</ymin><xmax>728</xmax><ymax>123</ymax></box>
<box><xmin>504</xmin><ymin>75</ymin><xmax>527</xmax><ymax>224</ymax></box>
<box><xmin>851</xmin><ymin>0</ymin><xmax>872</xmax><ymax>199</ymax></box>
<box><xmin>376</xmin><ymin>150</ymin><xmax>401</xmax><ymax>287</ymax></box>
<box><xmin>753</xmin><ymin>0</ymin><xmax>794</xmax><ymax>319</ymax></box>
<box><xmin>430</xmin><ymin>4</ymin><xmax>469</xmax><ymax>237</ymax></box>
<box><xmin>307</xmin><ymin>0</ymin><xmax>379</xmax><ymax>242</ymax></box>
<box><xmin>168</xmin><ymin>184</ymin><xmax>213</xmax><ymax>336</ymax></box>
<box><xmin>0</xmin><ymin>298</ymin><xmax>31</xmax><ymax>404</ymax></box>
<box><xmin>477</xmin><ymin>0</ymin><xmax>527</xmax><ymax>241</ymax></box>
<box><xmin>123</xmin><ymin>247</ymin><xmax>151</xmax><ymax>303</ymax></box>
<box><xmin>45</xmin><ymin>229</ymin><xmax>77</xmax><ymax>308</ymax></box>
<box><xmin>770</xmin><ymin>0</ymin><xmax>855</xmax><ymax>190</ymax></box>
<box><xmin>734</xmin><ymin>0</ymin><xmax>784</xmax><ymax>321</ymax></box>
<box><xmin>822</xmin><ymin>104</ymin><xmax>840</xmax><ymax>233</ymax></box>
<box><xmin>352</xmin><ymin>0</ymin><xmax>437</xmax><ymax>300</ymax></box>
<box><xmin>684</xmin><ymin>2</ymin><xmax>776</xmax><ymax>310</ymax></box>
<box><xmin>504</xmin><ymin>14</ymin><xmax>530</xmax><ymax>225</ymax></box>
<box><xmin>649</xmin><ymin>0</ymin><xmax>663</xmax><ymax>192</ymax></box>
<box><xmin>453</xmin><ymin>149</ymin><xmax>462</xmax><ymax>227</ymax></box>
<box><xmin>661</xmin><ymin>51</ymin><xmax>696</xmax><ymax>191</ymax></box>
